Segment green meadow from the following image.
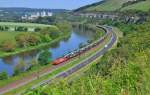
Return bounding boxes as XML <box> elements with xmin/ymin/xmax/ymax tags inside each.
<box><xmin>0</xmin><ymin>22</ymin><xmax>53</xmax><ymax>28</ymax></box>
<box><xmin>0</xmin><ymin>32</ymin><xmax>28</xmax><ymax>43</ymax></box>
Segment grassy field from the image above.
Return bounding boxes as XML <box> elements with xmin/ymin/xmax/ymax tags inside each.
<box><xmin>0</xmin><ymin>22</ymin><xmax>53</xmax><ymax>28</ymax></box>
<box><xmin>0</xmin><ymin>22</ymin><xmax>57</xmax><ymax>42</ymax></box>
<box><xmin>0</xmin><ymin>32</ymin><xmax>29</xmax><ymax>43</ymax></box>
<box><xmin>121</xmin><ymin>0</ymin><xmax>150</xmax><ymax>12</ymax></box>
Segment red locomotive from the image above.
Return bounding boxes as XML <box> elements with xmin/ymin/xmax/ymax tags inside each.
<box><xmin>52</xmin><ymin>57</ymin><xmax>68</xmax><ymax>65</ymax></box>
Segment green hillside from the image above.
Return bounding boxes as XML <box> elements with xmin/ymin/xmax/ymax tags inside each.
<box><xmin>75</xmin><ymin>0</ymin><xmax>133</xmax><ymax>12</ymax></box>
<box><xmin>75</xmin><ymin>0</ymin><xmax>150</xmax><ymax>12</ymax></box>
<box><xmin>85</xmin><ymin>0</ymin><xmax>132</xmax><ymax>11</ymax></box>
<box><xmin>121</xmin><ymin>0</ymin><xmax>150</xmax><ymax>11</ymax></box>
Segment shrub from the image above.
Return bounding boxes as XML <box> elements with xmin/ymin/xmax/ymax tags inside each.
<box><xmin>38</xmin><ymin>50</ymin><xmax>52</xmax><ymax>65</ymax></box>
<box><xmin>0</xmin><ymin>71</ymin><xmax>8</xmax><ymax>80</ymax></box>
<box><xmin>0</xmin><ymin>40</ymin><xmax>16</xmax><ymax>52</ymax></box>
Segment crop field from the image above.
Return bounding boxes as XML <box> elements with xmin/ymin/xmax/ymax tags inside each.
<box><xmin>0</xmin><ymin>22</ymin><xmax>53</xmax><ymax>28</ymax></box>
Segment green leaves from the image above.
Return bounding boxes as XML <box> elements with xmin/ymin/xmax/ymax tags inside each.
<box><xmin>38</xmin><ymin>50</ymin><xmax>51</xmax><ymax>65</ymax></box>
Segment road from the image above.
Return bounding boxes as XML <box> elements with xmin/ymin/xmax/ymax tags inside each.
<box><xmin>0</xmin><ymin>25</ymin><xmax>117</xmax><ymax>95</ymax></box>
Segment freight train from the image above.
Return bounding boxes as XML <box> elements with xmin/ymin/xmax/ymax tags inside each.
<box><xmin>52</xmin><ymin>25</ymin><xmax>112</xmax><ymax>65</ymax></box>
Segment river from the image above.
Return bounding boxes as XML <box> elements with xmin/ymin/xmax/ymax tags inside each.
<box><xmin>0</xmin><ymin>28</ymin><xmax>96</xmax><ymax>76</ymax></box>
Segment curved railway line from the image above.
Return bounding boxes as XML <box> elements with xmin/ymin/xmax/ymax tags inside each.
<box><xmin>28</xmin><ymin>25</ymin><xmax>117</xmax><ymax>92</ymax></box>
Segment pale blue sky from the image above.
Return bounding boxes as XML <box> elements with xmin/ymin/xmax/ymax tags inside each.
<box><xmin>0</xmin><ymin>0</ymin><xmax>101</xmax><ymax>9</ymax></box>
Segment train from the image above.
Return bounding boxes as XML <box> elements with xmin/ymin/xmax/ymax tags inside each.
<box><xmin>52</xmin><ymin>25</ymin><xmax>112</xmax><ymax>65</ymax></box>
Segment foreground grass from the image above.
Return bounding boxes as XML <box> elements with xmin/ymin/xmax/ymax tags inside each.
<box><xmin>4</xmin><ymin>30</ymin><xmax>109</xmax><ymax>95</ymax></box>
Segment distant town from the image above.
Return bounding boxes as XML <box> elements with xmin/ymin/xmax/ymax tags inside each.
<box><xmin>21</xmin><ymin>11</ymin><xmax>53</xmax><ymax>20</ymax></box>
<box><xmin>0</xmin><ymin>8</ymin><xmax>68</xmax><ymax>21</ymax></box>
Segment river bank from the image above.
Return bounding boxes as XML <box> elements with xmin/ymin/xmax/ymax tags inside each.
<box><xmin>0</xmin><ymin>32</ymin><xmax>71</xmax><ymax>58</ymax></box>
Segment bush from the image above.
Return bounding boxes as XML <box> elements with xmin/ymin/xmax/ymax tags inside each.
<box><xmin>0</xmin><ymin>71</ymin><xmax>8</xmax><ymax>80</ymax></box>
<box><xmin>15</xmin><ymin>33</ymin><xmax>41</xmax><ymax>47</ymax></box>
<box><xmin>40</xmin><ymin>27</ymin><xmax>60</xmax><ymax>40</ymax></box>
<box><xmin>38</xmin><ymin>50</ymin><xmax>52</xmax><ymax>65</ymax></box>
<box><xmin>0</xmin><ymin>40</ymin><xmax>16</xmax><ymax>52</ymax></box>
<box><xmin>56</xmin><ymin>22</ymin><xmax>72</xmax><ymax>33</ymax></box>
<box><xmin>34</xmin><ymin>27</ymin><xmax>41</xmax><ymax>32</ymax></box>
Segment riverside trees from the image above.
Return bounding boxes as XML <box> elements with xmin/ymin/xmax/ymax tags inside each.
<box><xmin>15</xmin><ymin>33</ymin><xmax>41</xmax><ymax>48</ymax></box>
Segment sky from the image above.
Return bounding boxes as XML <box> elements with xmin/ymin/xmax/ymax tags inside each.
<box><xmin>0</xmin><ymin>0</ymin><xmax>101</xmax><ymax>10</ymax></box>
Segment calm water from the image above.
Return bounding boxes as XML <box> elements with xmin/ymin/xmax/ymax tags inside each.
<box><xmin>0</xmin><ymin>28</ymin><xmax>95</xmax><ymax>76</ymax></box>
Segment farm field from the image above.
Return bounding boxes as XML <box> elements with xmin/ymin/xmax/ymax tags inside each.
<box><xmin>0</xmin><ymin>22</ymin><xmax>53</xmax><ymax>28</ymax></box>
<box><xmin>0</xmin><ymin>22</ymin><xmax>57</xmax><ymax>32</ymax></box>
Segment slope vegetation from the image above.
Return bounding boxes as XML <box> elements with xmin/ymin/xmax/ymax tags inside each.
<box><xmin>85</xmin><ymin>0</ymin><xmax>132</xmax><ymax>11</ymax></box>
<box><xmin>75</xmin><ymin>0</ymin><xmax>133</xmax><ymax>12</ymax></box>
<box><xmin>75</xmin><ymin>0</ymin><xmax>150</xmax><ymax>12</ymax></box>
<box><xmin>121</xmin><ymin>0</ymin><xmax>150</xmax><ymax>11</ymax></box>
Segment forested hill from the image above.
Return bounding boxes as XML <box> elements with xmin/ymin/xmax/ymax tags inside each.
<box><xmin>0</xmin><ymin>7</ymin><xmax>69</xmax><ymax>13</ymax></box>
<box><xmin>74</xmin><ymin>0</ymin><xmax>150</xmax><ymax>12</ymax></box>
